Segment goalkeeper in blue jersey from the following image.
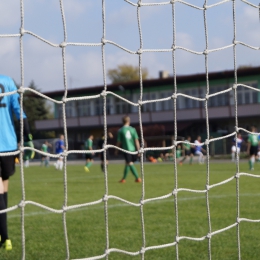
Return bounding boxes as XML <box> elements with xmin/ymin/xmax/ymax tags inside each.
<box><xmin>0</xmin><ymin>75</ymin><xmax>33</xmax><ymax>250</ymax></box>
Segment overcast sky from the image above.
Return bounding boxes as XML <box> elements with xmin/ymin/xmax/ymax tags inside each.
<box><xmin>0</xmin><ymin>0</ymin><xmax>259</xmax><ymax>92</ymax></box>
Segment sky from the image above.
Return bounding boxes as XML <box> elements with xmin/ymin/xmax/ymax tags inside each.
<box><xmin>0</xmin><ymin>0</ymin><xmax>259</xmax><ymax>92</ymax></box>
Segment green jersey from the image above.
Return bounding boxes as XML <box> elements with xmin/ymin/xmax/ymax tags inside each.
<box><xmin>176</xmin><ymin>147</ymin><xmax>182</xmax><ymax>158</ymax></box>
<box><xmin>117</xmin><ymin>126</ymin><xmax>138</xmax><ymax>152</ymax></box>
<box><xmin>183</xmin><ymin>140</ymin><xmax>191</xmax><ymax>150</ymax></box>
<box><xmin>85</xmin><ymin>139</ymin><xmax>93</xmax><ymax>150</ymax></box>
<box><xmin>41</xmin><ymin>144</ymin><xmax>48</xmax><ymax>153</ymax></box>
<box><xmin>248</xmin><ymin>134</ymin><xmax>259</xmax><ymax>146</ymax></box>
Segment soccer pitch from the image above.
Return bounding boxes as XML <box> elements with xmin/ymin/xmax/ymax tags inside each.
<box><xmin>2</xmin><ymin>161</ymin><xmax>260</xmax><ymax>260</ymax></box>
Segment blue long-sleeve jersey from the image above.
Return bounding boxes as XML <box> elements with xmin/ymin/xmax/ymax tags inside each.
<box><xmin>0</xmin><ymin>75</ymin><xmax>26</xmax><ymax>152</ymax></box>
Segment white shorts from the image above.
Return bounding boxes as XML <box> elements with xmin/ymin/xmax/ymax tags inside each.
<box><xmin>231</xmin><ymin>146</ymin><xmax>240</xmax><ymax>153</ymax></box>
<box><xmin>195</xmin><ymin>151</ymin><xmax>203</xmax><ymax>156</ymax></box>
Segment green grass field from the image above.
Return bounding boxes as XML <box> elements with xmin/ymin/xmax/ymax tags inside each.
<box><xmin>1</xmin><ymin>160</ymin><xmax>260</xmax><ymax>260</ymax></box>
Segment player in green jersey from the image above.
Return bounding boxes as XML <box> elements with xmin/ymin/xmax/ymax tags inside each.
<box><xmin>116</xmin><ymin>116</ymin><xmax>141</xmax><ymax>183</ymax></box>
<box><xmin>41</xmin><ymin>141</ymin><xmax>52</xmax><ymax>167</ymax></box>
<box><xmin>98</xmin><ymin>132</ymin><xmax>113</xmax><ymax>172</ymax></box>
<box><xmin>247</xmin><ymin>126</ymin><xmax>259</xmax><ymax>170</ymax></box>
<box><xmin>179</xmin><ymin>136</ymin><xmax>194</xmax><ymax>165</ymax></box>
<box><xmin>84</xmin><ymin>135</ymin><xmax>94</xmax><ymax>172</ymax></box>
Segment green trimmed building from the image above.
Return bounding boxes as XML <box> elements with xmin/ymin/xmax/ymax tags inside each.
<box><xmin>35</xmin><ymin>66</ymin><xmax>260</xmax><ymax>155</ymax></box>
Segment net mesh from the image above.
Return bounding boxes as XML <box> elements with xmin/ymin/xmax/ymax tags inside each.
<box><xmin>0</xmin><ymin>0</ymin><xmax>260</xmax><ymax>259</ymax></box>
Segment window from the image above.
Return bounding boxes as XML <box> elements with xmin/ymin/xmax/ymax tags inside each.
<box><xmin>115</xmin><ymin>95</ymin><xmax>130</xmax><ymax>114</ymax></box>
<box><xmin>142</xmin><ymin>93</ymin><xmax>150</xmax><ymax>112</ymax></box>
<box><xmin>106</xmin><ymin>96</ymin><xmax>113</xmax><ymax>115</ymax></box>
<box><xmin>236</xmin><ymin>83</ymin><xmax>258</xmax><ymax>105</ymax></box>
<box><xmin>95</xmin><ymin>98</ymin><xmax>103</xmax><ymax>115</ymax></box>
<box><xmin>159</xmin><ymin>91</ymin><xmax>174</xmax><ymax>111</ymax></box>
<box><xmin>208</xmin><ymin>86</ymin><xmax>229</xmax><ymax>107</ymax></box>
<box><xmin>150</xmin><ymin>92</ymin><xmax>157</xmax><ymax>111</ymax></box>
<box><xmin>58</xmin><ymin>101</ymin><xmax>77</xmax><ymax>118</ymax></box>
<box><xmin>131</xmin><ymin>93</ymin><xmax>139</xmax><ymax>113</ymax></box>
<box><xmin>78</xmin><ymin>100</ymin><xmax>91</xmax><ymax>117</ymax></box>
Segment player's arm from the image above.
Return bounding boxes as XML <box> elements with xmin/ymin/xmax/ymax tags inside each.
<box><xmin>61</xmin><ymin>142</ymin><xmax>65</xmax><ymax>150</ymax></box>
<box><xmin>115</xmin><ymin>141</ymin><xmax>120</xmax><ymax>156</ymax></box>
<box><xmin>135</xmin><ymin>138</ymin><xmax>140</xmax><ymax>152</ymax></box>
<box><xmin>134</xmin><ymin>129</ymin><xmax>140</xmax><ymax>155</ymax></box>
<box><xmin>115</xmin><ymin>132</ymin><xmax>121</xmax><ymax>156</ymax></box>
<box><xmin>9</xmin><ymin>81</ymin><xmax>32</xmax><ymax>142</ymax></box>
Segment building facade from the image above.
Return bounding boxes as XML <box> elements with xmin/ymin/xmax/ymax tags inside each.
<box><xmin>35</xmin><ymin>67</ymin><xmax>260</xmax><ymax>155</ymax></box>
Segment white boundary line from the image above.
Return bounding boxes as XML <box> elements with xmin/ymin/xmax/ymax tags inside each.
<box><xmin>8</xmin><ymin>192</ymin><xmax>260</xmax><ymax>219</ymax></box>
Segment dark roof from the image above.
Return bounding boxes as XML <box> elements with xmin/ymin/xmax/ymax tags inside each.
<box><xmin>42</xmin><ymin>66</ymin><xmax>260</xmax><ymax>98</ymax></box>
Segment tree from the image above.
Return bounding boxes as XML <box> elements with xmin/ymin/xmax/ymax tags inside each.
<box><xmin>15</xmin><ymin>81</ymin><xmax>54</xmax><ymax>139</ymax></box>
<box><xmin>107</xmin><ymin>64</ymin><xmax>149</xmax><ymax>84</ymax></box>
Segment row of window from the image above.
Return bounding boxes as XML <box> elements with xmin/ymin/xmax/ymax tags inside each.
<box><xmin>58</xmin><ymin>83</ymin><xmax>259</xmax><ymax>118</ymax></box>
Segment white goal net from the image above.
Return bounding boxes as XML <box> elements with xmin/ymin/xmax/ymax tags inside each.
<box><xmin>1</xmin><ymin>0</ymin><xmax>260</xmax><ymax>260</ymax></box>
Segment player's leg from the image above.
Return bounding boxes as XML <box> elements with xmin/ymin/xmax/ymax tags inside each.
<box><xmin>85</xmin><ymin>154</ymin><xmax>93</xmax><ymax>172</ymax></box>
<box><xmin>0</xmin><ymin>179</ymin><xmax>8</xmax><ymax>247</ymax></box>
<box><xmin>100</xmin><ymin>152</ymin><xmax>104</xmax><ymax>172</ymax></box>
<box><xmin>54</xmin><ymin>155</ymin><xmax>59</xmax><ymax>169</ymax></box>
<box><xmin>129</xmin><ymin>155</ymin><xmax>141</xmax><ymax>182</ymax></box>
<box><xmin>231</xmin><ymin>146</ymin><xmax>236</xmax><ymax>161</ymax></box>
<box><xmin>237</xmin><ymin>148</ymin><xmax>241</xmax><ymax>160</ymax></box>
<box><xmin>189</xmin><ymin>153</ymin><xmax>193</xmax><ymax>164</ymax></box>
<box><xmin>194</xmin><ymin>151</ymin><xmax>200</xmax><ymax>163</ymax></box>
<box><xmin>85</xmin><ymin>159</ymin><xmax>93</xmax><ymax>169</ymax></box>
<box><xmin>120</xmin><ymin>153</ymin><xmax>130</xmax><ymax>182</ymax></box>
<box><xmin>58</xmin><ymin>157</ymin><xmax>64</xmax><ymax>170</ymax></box>
<box><xmin>45</xmin><ymin>156</ymin><xmax>50</xmax><ymax>167</ymax></box>
<box><xmin>249</xmin><ymin>146</ymin><xmax>256</xmax><ymax>170</ymax></box>
<box><xmin>0</xmin><ymin>156</ymin><xmax>14</xmax><ymax>250</ymax></box>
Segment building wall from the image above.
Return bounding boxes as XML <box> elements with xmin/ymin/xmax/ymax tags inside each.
<box><xmin>35</xmin><ymin>69</ymin><xmax>260</xmax><ymax>148</ymax></box>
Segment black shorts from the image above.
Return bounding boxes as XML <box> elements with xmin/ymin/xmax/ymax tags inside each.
<box><xmin>184</xmin><ymin>150</ymin><xmax>191</xmax><ymax>156</ymax></box>
<box><xmin>250</xmin><ymin>146</ymin><xmax>258</xmax><ymax>156</ymax></box>
<box><xmin>100</xmin><ymin>152</ymin><xmax>110</xmax><ymax>162</ymax></box>
<box><xmin>190</xmin><ymin>147</ymin><xmax>195</xmax><ymax>155</ymax></box>
<box><xmin>0</xmin><ymin>155</ymin><xmax>16</xmax><ymax>181</ymax></box>
<box><xmin>85</xmin><ymin>153</ymin><xmax>93</xmax><ymax>160</ymax></box>
<box><xmin>123</xmin><ymin>153</ymin><xmax>137</xmax><ymax>164</ymax></box>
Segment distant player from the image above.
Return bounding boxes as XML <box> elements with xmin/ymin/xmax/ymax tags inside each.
<box><xmin>41</xmin><ymin>141</ymin><xmax>52</xmax><ymax>167</ymax></box>
<box><xmin>231</xmin><ymin>133</ymin><xmax>243</xmax><ymax>161</ymax></box>
<box><xmin>179</xmin><ymin>136</ymin><xmax>194</xmax><ymax>165</ymax></box>
<box><xmin>23</xmin><ymin>141</ymin><xmax>34</xmax><ymax>168</ymax></box>
<box><xmin>0</xmin><ymin>75</ymin><xmax>33</xmax><ymax>250</ymax></box>
<box><xmin>116</xmin><ymin>116</ymin><xmax>141</xmax><ymax>183</ymax></box>
<box><xmin>176</xmin><ymin>145</ymin><xmax>182</xmax><ymax>162</ymax></box>
<box><xmin>98</xmin><ymin>132</ymin><xmax>113</xmax><ymax>172</ymax></box>
<box><xmin>54</xmin><ymin>135</ymin><xmax>65</xmax><ymax>170</ymax></box>
<box><xmin>84</xmin><ymin>135</ymin><xmax>94</xmax><ymax>172</ymax></box>
<box><xmin>247</xmin><ymin>126</ymin><xmax>259</xmax><ymax>171</ymax></box>
<box><xmin>194</xmin><ymin>136</ymin><xmax>206</xmax><ymax>164</ymax></box>
<box><xmin>164</xmin><ymin>149</ymin><xmax>173</xmax><ymax>161</ymax></box>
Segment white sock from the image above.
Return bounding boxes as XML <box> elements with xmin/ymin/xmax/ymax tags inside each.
<box><xmin>25</xmin><ymin>160</ymin><xmax>29</xmax><ymax>167</ymax></box>
<box><xmin>59</xmin><ymin>161</ymin><xmax>63</xmax><ymax>170</ymax></box>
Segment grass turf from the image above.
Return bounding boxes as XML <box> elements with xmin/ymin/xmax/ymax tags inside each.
<box><xmin>1</xmin><ymin>160</ymin><xmax>260</xmax><ymax>259</ymax></box>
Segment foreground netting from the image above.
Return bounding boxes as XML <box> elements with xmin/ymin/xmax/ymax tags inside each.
<box><xmin>0</xmin><ymin>0</ymin><xmax>260</xmax><ymax>259</ymax></box>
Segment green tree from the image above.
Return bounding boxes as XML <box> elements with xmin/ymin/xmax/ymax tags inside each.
<box><xmin>107</xmin><ymin>64</ymin><xmax>149</xmax><ymax>84</ymax></box>
<box><xmin>16</xmin><ymin>81</ymin><xmax>54</xmax><ymax>139</ymax></box>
